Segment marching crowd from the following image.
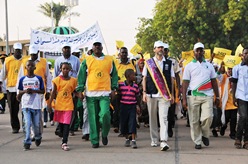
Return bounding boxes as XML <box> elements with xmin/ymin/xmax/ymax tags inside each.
<box><xmin>0</xmin><ymin>40</ymin><xmax>247</xmax><ymax>152</ymax></box>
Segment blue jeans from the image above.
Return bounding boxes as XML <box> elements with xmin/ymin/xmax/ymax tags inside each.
<box><xmin>22</xmin><ymin>108</ymin><xmax>42</xmax><ymax>145</ymax></box>
<box><xmin>236</xmin><ymin>99</ymin><xmax>248</xmax><ymax>141</ymax></box>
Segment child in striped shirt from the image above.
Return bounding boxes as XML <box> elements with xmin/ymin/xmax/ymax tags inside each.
<box><xmin>119</xmin><ymin>69</ymin><xmax>140</xmax><ymax>149</ymax></box>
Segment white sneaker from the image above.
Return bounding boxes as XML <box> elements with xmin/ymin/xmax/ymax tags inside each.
<box><xmin>43</xmin><ymin>122</ymin><xmax>47</xmax><ymax>128</ymax></box>
<box><xmin>160</xmin><ymin>141</ymin><xmax>169</xmax><ymax>151</ymax></box>
<box><xmin>151</xmin><ymin>141</ymin><xmax>158</xmax><ymax>147</ymax></box>
<box><xmin>50</xmin><ymin>121</ymin><xmax>54</xmax><ymax>126</ymax></box>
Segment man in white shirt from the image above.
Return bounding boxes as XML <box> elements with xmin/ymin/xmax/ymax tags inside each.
<box><xmin>142</xmin><ymin>41</ymin><xmax>175</xmax><ymax>151</ymax></box>
<box><xmin>182</xmin><ymin>42</ymin><xmax>220</xmax><ymax>149</ymax></box>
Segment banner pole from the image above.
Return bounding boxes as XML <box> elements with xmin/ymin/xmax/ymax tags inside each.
<box><xmin>96</xmin><ymin>21</ymin><xmax>109</xmax><ymax>55</ymax></box>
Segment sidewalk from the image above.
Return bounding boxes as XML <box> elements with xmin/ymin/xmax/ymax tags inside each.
<box><xmin>0</xmin><ymin>110</ymin><xmax>247</xmax><ymax>164</ymax></box>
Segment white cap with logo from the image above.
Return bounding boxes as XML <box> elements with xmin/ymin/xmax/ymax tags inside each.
<box><xmin>193</xmin><ymin>42</ymin><xmax>204</xmax><ymax>50</ymax></box>
<box><xmin>13</xmin><ymin>43</ymin><xmax>22</xmax><ymax>50</ymax></box>
<box><xmin>163</xmin><ymin>43</ymin><xmax>169</xmax><ymax>49</ymax></box>
<box><xmin>154</xmin><ymin>41</ymin><xmax>164</xmax><ymax>48</ymax></box>
<box><xmin>29</xmin><ymin>44</ymin><xmax>39</xmax><ymax>54</ymax></box>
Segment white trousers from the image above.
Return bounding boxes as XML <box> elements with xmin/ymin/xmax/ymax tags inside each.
<box><xmin>147</xmin><ymin>96</ymin><xmax>170</xmax><ymax>144</ymax></box>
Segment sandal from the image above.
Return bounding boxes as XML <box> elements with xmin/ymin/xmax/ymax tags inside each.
<box><xmin>243</xmin><ymin>141</ymin><xmax>248</xmax><ymax>150</ymax></box>
<box><xmin>61</xmin><ymin>143</ymin><xmax>70</xmax><ymax>151</ymax></box>
<box><xmin>234</xmin><ymin>140</ymin><xmax>242</xmax><ymax>149</ymax></box>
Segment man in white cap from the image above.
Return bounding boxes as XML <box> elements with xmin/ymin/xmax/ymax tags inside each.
<box><xmin>142</xmin><ymin>40</ymin><xmax>175</xmax><ymax>151</ymax></box>
<box><xmin>54</xmin><ymin>43</ymin><xmax>80</xmax><ymax>136</ymax></box>
<box><xmin>182</xmin><ymin>42</ymin><xmax>220</xmax><ymax>149</ymax></box>
<box><xmin>0</xmin><ymin>42</ymin><xmax>23</xmax><ymax>133</ymax></box>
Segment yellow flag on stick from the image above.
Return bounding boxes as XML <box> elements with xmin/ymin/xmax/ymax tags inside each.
<box><xmin>130</xmin><ymin>44</ymin><xmax>142</xmax><ymax>56</ymax></box>
<box><xmin>116</xmin><ymin>40</ymin><xmax>124</xmax><ymax>49</ymax></box>
<box><xmin>213</xmin><ymin>47</ymin><xmax>232</xmax><ymax>60</ymax></box>
<box><xmin>204</xmin><ymin>49</ymin><xmax>211</xmax><ymax>59</ymax></box>
<box><xmin>223</xmin><ymin>55</ymin><xmax>241</xmax><ymax>68</ymax></box>
<box><xmin>181</xmin><ymin>50</ymin><xmax>194</xmax><ymax>61</ymax></box>
<box><xmin>235</xmin><ymin>44</ymin><xmax>244</xmax><ymax>57</ymax></box>
<box><xmin>143</xmin><ymin>52</ymin><xmax>151</xmax><ymax>60</ymax></box>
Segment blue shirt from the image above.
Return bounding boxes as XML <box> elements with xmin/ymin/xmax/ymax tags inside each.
<box><xmin>54</xmin><ymin>55</ymin><xmax>80</xmax><ymax>78</ymax></box>
<box><xmin>232</xmin><ymin>63</ymin><xmax>248</xmax><ymax>101</ymax></box>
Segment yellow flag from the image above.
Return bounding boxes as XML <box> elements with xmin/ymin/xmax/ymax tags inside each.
<box><xmin>235</xmin><ymin>44</ymin><xmax>244</xmax><ymax>57</ymax></box>
<box><xmin>182</xmin><ymin>59</ymin><xmax>193</xmax><ymax>67</ymax></box>
<box><xmin>204</xmin><ymin>49</ymin><xmax>211</xmax><ymax>59</ymax></box>
<box><xmin>116</xmin><ymin>40</ymin><xmax>124</xmax><ymax>49</ymax></box>
<box><xmin>130</xmin><ymin>44</ymin><xmax>142</xmax><ymax>56</ymax></box>
<box><xmin>213</xmin><ymin>47</ymin><xmax>232</xmax><ymax>60</ymax></box>
<box><xmin>213</xmin><ymin>58</ymin><xmax>222</xmax><ymax>66</ymax></box>
<box><xmin>223</xmin><ymin>55</ymin><xmax>241</xmax><ymax>68</ymax></box>
<box><xmin>181</xmin><ymin>50</ymin><xmax>194</xmax><ymax>61</ymax></box>
<box><xmin>143</xmin><ymin>52</ymin><xmax>151</xmax><ymax>60</ymax></box>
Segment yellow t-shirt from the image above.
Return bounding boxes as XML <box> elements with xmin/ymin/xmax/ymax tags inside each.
<box><xmin>115</xmin><ymin>62</ymin><xmax>135</xmax><ymax>83</ymax></box>
<box><xmin>53</xmin><ymin>76</ymin><xmax>77</xmax><ymax>111</ymax></box>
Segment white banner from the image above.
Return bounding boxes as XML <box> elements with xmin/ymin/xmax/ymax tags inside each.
<box><xmin>30</xmin><ymin>22</ymin><xmax>104</xmax><ymax>52</ymax></box>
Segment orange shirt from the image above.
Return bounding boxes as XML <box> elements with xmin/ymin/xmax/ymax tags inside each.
<box><xmin>53</xmin><ymin>76</ymin><xmax>77</xmax><ymax>111</ymax></box>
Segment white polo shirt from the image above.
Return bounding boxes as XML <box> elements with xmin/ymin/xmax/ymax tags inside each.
<box><xmin>232</xmin><ymin>63</ymin><xmax>248</xmax><ymax>101</ymax></box>
<box><xmin>183</xmin><ymin>59</ymin><xmax>216</xmax><ymax>96</ymax></box>
<box><xmin>142</xmin><ymin>56</ymin><xmax>175</xmax><ymax>98</ymax></box>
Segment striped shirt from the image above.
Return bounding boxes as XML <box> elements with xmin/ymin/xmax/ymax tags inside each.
<box><xmin>119</xmin><ymin>81</ymin><xmax>139</xmax><ymax>104</ymax></box>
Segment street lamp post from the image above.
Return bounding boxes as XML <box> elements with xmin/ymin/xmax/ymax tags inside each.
<box><xmin>61</xmin><ymin>0</ymin><xmax>79</xmax><ymax>34</ymax></box>
<box><xmin>5</xmin><ymin>0</ymin><xmax>9</xmax><ymax>55</ymax></box>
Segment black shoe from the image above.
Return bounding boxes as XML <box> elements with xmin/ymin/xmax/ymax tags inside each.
<box><xmin>0</xmin><ymin>110</ymin><xmax>4</xmax><ymax>114</ymax></box>
<box><xmin>92</xmin><ymin>143</ymin><xmax>99</xmax><ymax>148</ymax></box>
<box><xmin>195</xmin><ymin>144</ymin><xmax>202</xmax><ymax>149</ymax></box>
<box><xmin>186</xmin><ymin>124</ymin><xmax>190</xmax><ymax>127</ymax></box>
<box><xmin>102</xmin><ymin>137</ymin><xmax>108</xmax><ymax>145</ymax></box>
<box><xmin>23</xmin><ymin>144</ymin><xmax>30</xmax><ymax>151</ymax></box>
<box><xmin>82</xmin><ymin>134</ymin><xmax>89</xmax><ymax>141</ymax></box>
<box><xmin>168</xmin><ymin>128</ymin><xmax>173</xmax><ymax>137</ymax></box>
<box><xmin>220</xmin><ymin>126</ymin><xmax>226</xmax><ymax>136</ymax></box>
<box><xmin>229</xmin><ymin>134</ymin><xmax>235</xmax><ymax>140</ymax></box>
<box><xmin>202</xmin><ymin>136</ymin><xmax>209</xmax><ymax>146</ymax></box>
<box><xmin>12</xmin><ymin>129</ymin><xmax>19</xmax><ymax>134</ymax></box>
<box><xmin>35</xmin><ymin>138</ymin><xmax>42</xmax><ymax>147</ymax></box>
<box><xmin>31</xmin><ymin>137</ymin><xmax>35</xmax><ymax>142</ymax></box>
<box><xmin>212</xmin><ymin>129</ymin><xmax>218</xmax><ymax>137</ymax></box>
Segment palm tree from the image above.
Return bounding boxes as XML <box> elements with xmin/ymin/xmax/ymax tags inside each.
<box><xmin>38</xmin><ymin>2</ymin><xmax>80</xmax><ymax>32</ymax></box>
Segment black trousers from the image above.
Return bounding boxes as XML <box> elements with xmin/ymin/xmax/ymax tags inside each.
<box><xmin>7</xmin><ymin>91</ymin><xmax>20</xmax><ymax>131</ymax></box>
<box><xmin>224</xmin><ymin>109</ymin><xmax>237</xmax><ymax>136</ymax></box>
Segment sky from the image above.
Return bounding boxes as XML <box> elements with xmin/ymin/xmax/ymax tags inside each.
<box><xmin>0</xmin><ymin>0</ymin><xmax>156</xmax><ymax>55</ymax></box>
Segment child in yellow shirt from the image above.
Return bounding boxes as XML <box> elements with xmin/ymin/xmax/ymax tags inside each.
<box><xmin>48</xmin><ymin>62</ymin><xmax>77</xmax><ymax>151</ymax></box>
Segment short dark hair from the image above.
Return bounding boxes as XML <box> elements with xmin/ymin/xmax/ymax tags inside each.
<box><xmin>60</xmin><ymin>62</ymin><xmax>72</xmax><ymax>69</ymax></box>
<box><xmin>124</xmin><ymin>69</ymin><xmax>134</xmax><ymax>78</ymax></box>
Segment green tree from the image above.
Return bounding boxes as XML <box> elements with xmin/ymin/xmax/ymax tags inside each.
<box><xmin>136</xmin><ymin>0</ymin><xmax>248</xmax><ymax>58</ymax></box>
<box><xmin>38</xmin><ymin>2</ymin><xmax>80</xmax><ymax>32</ymax></box>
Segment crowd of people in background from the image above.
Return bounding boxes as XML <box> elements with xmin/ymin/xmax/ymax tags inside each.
<box><xmin>0</xmin><ymin>40</ymin><xmax>247</xmax><ymax>152</ymax></box>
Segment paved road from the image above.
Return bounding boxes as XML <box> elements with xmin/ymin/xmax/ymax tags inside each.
<box><xmin>0</xmin><ymin>109</ymin><xmax>247</xmax><ymax>164</ymax></box>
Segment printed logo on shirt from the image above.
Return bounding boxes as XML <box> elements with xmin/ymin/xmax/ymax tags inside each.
<box><xmin>95</xmin><ymin>70</ymin><xmax>104</xmax><ymax>79</ymax></box>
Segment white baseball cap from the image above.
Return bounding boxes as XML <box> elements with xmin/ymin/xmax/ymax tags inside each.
<box><xmin>193</xmin><ymin>42</ymin><xmax>204</xmax><ymax>50</ymax></box>
<box><xmin>72</xmin><ymin>48</ymin><xmax>80</xmax><ymax>53</ymax></box>
<box><xmin>154</xmin><ymin>41</ymin><xmax>164</xmax><ymax>48</ymax></box>
<box><xmin>47</xmin><ymin>61</ymin><xmax>52</xmax><ymax>65</ymax></box>
<box><xmin>29</xmin><ymin>44</ymin><xmax>39</xmax><ymax>54</ymax></box>
<box><xmin>163</xmin><ymin>43</ymin><xmax>169</xmax><ymax>49</ymax></box>
<box><xmin>13</xmin><ymin>43</ymin><xmax>22</xmax><ymax>50</ymax></box>
<box><xmin>62</xmin><ymin>43</ymin><xmax>71</xmax><ymax>48</ymax></box>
